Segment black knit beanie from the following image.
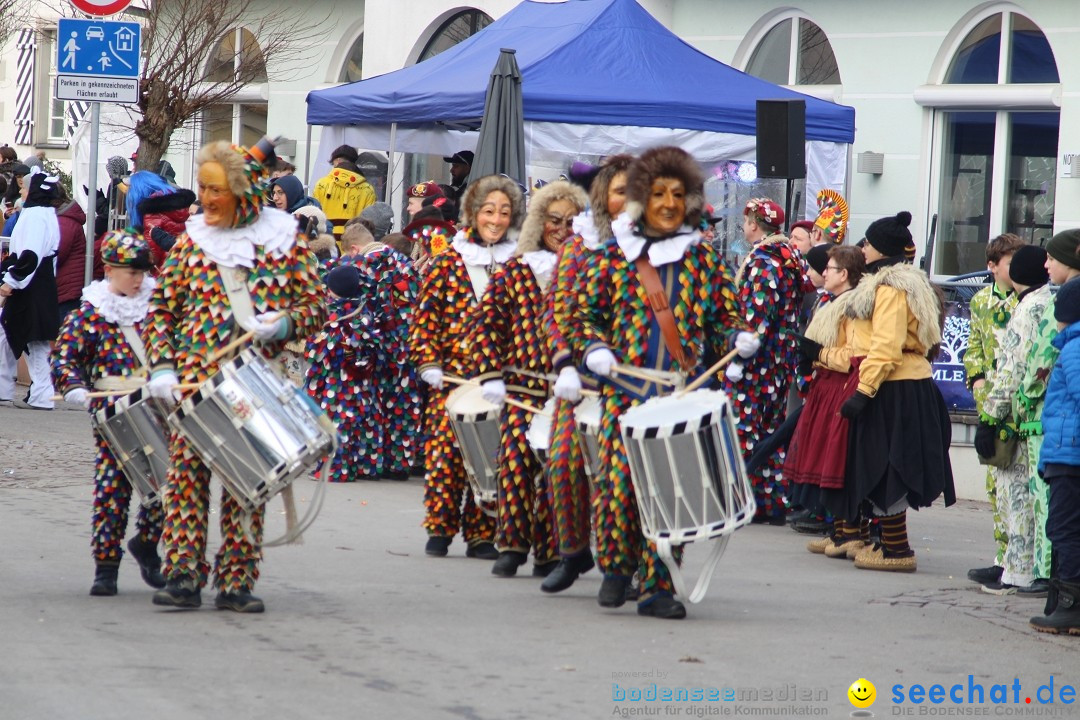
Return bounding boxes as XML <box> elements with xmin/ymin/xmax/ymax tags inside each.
<box><xmin>1045</xmin><ymin>229</ymin><xmax>1080</xmax><ymax>271</ymax></box>
<box><xmin>1055</xmin><ymin>277</ymin><xmax>1080</xmax><ymax>325</ymax></box>
<box><xmin>1008</xmin><ymin>244</ymin><xmax>1049</xmax><ymax>288</ymax></box>
<box><xmin>804</xmin><ymin>244</ymin><xmax>830</xmax><ymax>276</ymax></box>
<box><xmin>865</xmin><ymin>211</ymin><xmax>913</xmax><ymax>258</ymax></box>
<box><xmin>326</xmin><ymin>264</ymin><xmax>363</xmax><ymax>298</ymax></box>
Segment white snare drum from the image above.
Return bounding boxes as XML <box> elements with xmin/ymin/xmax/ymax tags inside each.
<box><xmin>445</xmin><ymin>384</ymin><xmax>501</xmax><ymax>511</ymax></box>
<box><xmin>574</xmin><ymin>396</ymin><xmax>602</xmax><ymax>485</ymax></box>
<box><xmin>169</xmin><ymin>349</ymin><xmax>338</xmax><ymax>512</ymax></box>
<box><xmin>93</xmin><ymin>387</ymin><xmax>171</xmax><ymax>508</ymax></box>
<box><xmin>526</xmin><ymin>397</ymin><xmax>557</xmax><ymax>465</ymax></box>
<box><xmin>619</xmin><ymin>389</ymin><xmax>755</xmax><ymax>603</ymax></box>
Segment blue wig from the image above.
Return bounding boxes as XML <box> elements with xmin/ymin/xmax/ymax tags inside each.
<box><xmin>126</xmin><ymin>170</ymin><xmax>176</xmax><ymax>230</ymax></box>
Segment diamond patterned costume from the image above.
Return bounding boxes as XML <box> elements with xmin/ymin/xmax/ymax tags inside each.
<box><xmin>52</xmin><ymin>278</ymin><xmax>163</xmax><ymax>564</ymax></box>
<box><xmin>724</xmin><ymin>235</ymin><xmax>806</xmax><ymax>521</ymax></box>
<box><xmin>470</xmin><ymin>254</ymin><xmax>558</xmax><ymax>564</ymax></box>
<box><xmin>143</xmin><ymin>210</ymin><xmax>324</xmax><ymax>594</ymax></box>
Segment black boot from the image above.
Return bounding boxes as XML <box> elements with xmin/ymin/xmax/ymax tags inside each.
<box><xmin>465</xmin><ymin>541</ymin><xmax>499</xmax><ymax>560</ymax></box>
<box><xmin>425</xmin><ymin>536</ymin><xmax>451</xmax><ymax>557</ymax></box>
<box><xmin>127</xmin><ymin>536</ymin><xmax>166</xmax><ymax>589</ymax></box>
<box><xmin>215</xmin><ymin>590</ymin><xmax>265</xmax><ymax>613</ymax></box>
<box><xmin>541</xmin><ymin>552</ymin><xmax>595</xmax><ymax>593</ymax></box>
<box><xmin>90</xmin><ymin>563</ymin><xmax>119</xmax><ymax>596</ymax></box>
<box><xmin>1030</xmin><ymin>580</ymin><xmax>1080</xmax><ymax>635</ymax></box>
<box><xmin>152</xmin><ymin>575</ymin><xmax>202</xmax><ymax>609</ymax></box>
<box><xmin>637</xmin><ymin>593</ymin><xmax>687</xmax><ymax>620</ymax></box>
<box><xmin>598</xmin><ymin>574</ymin><xmax>631</xmax><ymax>607</ymax></box>
<box><xmin>491</xmin><ymin>551</ymin><xmax>527</xmax><ymax>577</ymax></box>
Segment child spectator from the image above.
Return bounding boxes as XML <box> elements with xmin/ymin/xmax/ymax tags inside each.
<box><xmin>964</xmin><ymin>233</ymin><xmax>1024</xmax><ymax>588</ymax></box>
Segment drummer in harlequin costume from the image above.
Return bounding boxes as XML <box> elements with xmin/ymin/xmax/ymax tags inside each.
<box><xmin>410</xmin><ymin>175</ymin><xmax>525</xmax><ymax>560</ymax></box>
<box><xmin>143</xmin><ymin>138</ymin><xmax>324</xmax><ymax>613</ymax></box>
<box><xmin>304</xmin><ymin>263</ymin><xmax>382</xmax><ymax>483</ymax></box>
<box><xmin>724</xmin><ymin>198</ymin><xmax>806</xmax><ymax>524</ymax></box>
<box><xmin>51</xmin><ymin>229</ymin><xmax>166</xmax><ymax>597</ymax></box>
<box><xmin>570</xmin><ymin>147</ymin><xmax>756</xmax><ymax>619</ymax></box>
<box><xmin>542</xmin><ymin>155</ymin><xmax>633</xmax><ymax>593</ymax></box>
<box><xmin>470</xmin><ymin>180</ymin><xmax>588</xmax><ymax>577</ymax></box>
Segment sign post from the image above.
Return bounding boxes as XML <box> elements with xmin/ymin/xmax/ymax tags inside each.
<box><xmin>55</xmin><ymin>15</ymin><xmax>141</xmax><ymax>285</ymax></box>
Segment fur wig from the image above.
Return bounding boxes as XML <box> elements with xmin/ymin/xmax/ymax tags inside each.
<box><xmin>460</xmin><ymin>174</ymin><xmax>526</xmax><ymax>230</ymax></box>
<box><xmin>197</xmin><ymin>141</ymin><xmax>251</xmax><ymax>198</ymax></box>
<box><xmin>516</xmin><ymin>180</ymin><xmax>588</xmax><ymax>255</ymax></box>
<box><xmin>588</xmin><ymin>154</ymin><xmax>634</xmax><ymax>241</ymax></box>
<box><xmin>624</xmin><ymin>146</ymin><xmax>705</xmax><ymax>229</ymax></box>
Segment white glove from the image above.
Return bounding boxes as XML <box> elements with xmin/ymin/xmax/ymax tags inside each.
<box><xmin>735</xmin><ymin>331</ymin><xmax>761</xmax><ymax>359</ymax></box>
<box><xmin>420</xmin><ymin>367</ymin><xmax>444</xmax><ymax>390</ymax></box>
<box><xmin>481</xmin><ymin>379</ymin><xmax>507</xmax><ymax>406</ymax></box>
<box><xmin>553</xmin><ymin>366</ymin><xmax>582</xmax><ymax>402</ymax></box>
<box><xmin>240</xmin><ymin>312</ymin><xmax>288</xmax><ymax>342</ymax></box>
<box><xmin>585</xmin><ymin>348</ymin><xmax>617</xmax><ymax>378</ymax></box>
<box><xmin>64</xmin><ymin>388</ymin><xmax>90</xmax><ymax>407</ymax></box>
<box><xmin>725</xmin><ymin>362</ymin><xmax>744</xmax><ymax>382</ymax></box>
<box><xmin>147</xmin><ymin>371</ymin><xmax>180</xmax><ymax>402</ymax></box>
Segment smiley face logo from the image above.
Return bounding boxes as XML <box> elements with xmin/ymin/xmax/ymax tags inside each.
<box><xmin>848</xmin><ymin>678</ymin><xmax>876</xmax><ymax>708</ymax></box>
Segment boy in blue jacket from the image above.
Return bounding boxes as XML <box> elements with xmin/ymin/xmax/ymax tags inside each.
<box><xmin>1031</xmin><ymin>277</ymin><xmax>1080</xmax><ymax>635</ymax></box>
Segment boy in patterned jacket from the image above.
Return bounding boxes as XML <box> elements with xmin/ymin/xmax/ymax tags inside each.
<box><xmin>52</xmin><ymin>229</ymin><xmax>165</xmax><ymax>597</ymax></box>
<box><xmin>964</xmin><ymin>233</ymin><xmax>1023</xmax><ymax>587</ymax></box>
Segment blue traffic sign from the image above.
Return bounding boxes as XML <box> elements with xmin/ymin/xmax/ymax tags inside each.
<box><xmin>57</xmin><ymin>18</ymin><xmax>140</xmax><ymax>79</ymax></box>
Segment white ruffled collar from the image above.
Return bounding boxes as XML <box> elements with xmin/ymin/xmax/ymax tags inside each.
<box><xmin>611</xmin><ymin>213</ymin><xmax>701</xmax><ymax>267</ymax></box>
<box><xmin>452</xmin><ymin>230</ymin><xmax>516</xmax><ymax>268</ymax></box>
<box><xmin>185</xmin><ymin>207</ymin><xmax>297</xmax><ymax>268</ymax></box>
<box><xmin>82</xmin><ymin>276</ymin><xmax>155</xmax><ymax>325</ymax></box>
<box><xmin>520</xmin><ymin>250</ymin><xmax>557</xmax><ymax>293</ymax></box>
<box><xmin>572</xmin><ymin>211</ymin><xmax>603</xmax><ymax>251</ymax></box>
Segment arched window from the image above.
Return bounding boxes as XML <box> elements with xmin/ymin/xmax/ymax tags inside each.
<box><xmin>927</xmin><ymin>9</ymin><xmax>1059</xmax><ymax>275</ymax></box>
<box><xmin>745</xmin><ymin>16</ymin><xmax>840</xmax><ymax>86</ymax></box>
<box><xmin>201</xmin><ymin>29</ymin><xmax>268</xmax><ymax>146</ymax></box>
<box><xmin>204</xmin><ymin>28</ymin><xmax>268</xmax><ymax>84</ymax></box>
<box><xmin>338</xmin><ymin>33</ymin><xmax>364</xmax><ymax>83</ymax></box>
<box><xmin>418</xmin><ymin>9</ymin><xmax>492</xmax><ymax>62</ymax></box>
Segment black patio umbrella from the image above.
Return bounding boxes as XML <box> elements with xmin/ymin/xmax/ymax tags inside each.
<box><xmin>469</xmin><ymin>48</ymin><xmax>526</xmax><ymax>187</ymax></box>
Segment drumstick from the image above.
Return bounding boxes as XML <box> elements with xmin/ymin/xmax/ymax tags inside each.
<box><xmin>208</xmin><ymin>311</ymin><xmax>287</xmax><ymax>364</ymax></box>
<box><xmin>611</xmin><ymin>364</ymin><xmax>678</xmax><ymax>385</ymax></box>
<box><xmin>677</xmin><ymin>347</ymin><xmax>741</xmax><ymax>397</ymax></box>
<box><xmin>443</xmin><ymin>375</ymin><xmax>551</xmax><ymax>416</ymax></box>
<box><xmin>51</xmin><ymin>383</ymin><xmax>201</xmax><ymax>402</ymax></box>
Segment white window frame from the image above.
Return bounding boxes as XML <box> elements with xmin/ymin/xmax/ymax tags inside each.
<box><xmin>918</xmin><ymin>5</ymin><xmax>1060</xmax><ymax>276</ymax></box>
<box><xmin>733</xmin><ymin>10</ymin><xmax>842</xmax><ymax>101</ymax></box>
<box><xmin>35</xmin><ymin>27</ymin><xmax>70</xmax><ymax>147</ymax></box>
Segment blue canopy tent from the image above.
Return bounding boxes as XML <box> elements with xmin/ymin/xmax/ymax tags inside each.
<box><xmin>306</xmin><ymin>0</ymin><xmax>855</xmax><ymax>204</ymax></box>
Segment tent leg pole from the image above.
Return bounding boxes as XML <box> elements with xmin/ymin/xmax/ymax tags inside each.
<box><xmin>304</xmin><ymin>123</ymin><xmax>313</xmax><ymax>189</ymax></box>
<box><xmin>386</xmin><ymin>122</ymin><xmax>397</xmax><ymax>204</ymax></box>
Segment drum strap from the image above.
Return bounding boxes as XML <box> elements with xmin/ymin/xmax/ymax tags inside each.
<box><xmin>633</xmin><ymin>257</ymin><xmax>695</xmax><ymax>370</ymax></box>
<box><xmin>119</xmin><ymin>324</ymin><xmax>148</xmax><ymax>368</ymax></box>
<box><xmin>220</xmin><ymin>266</ymin><xmax>257</xmax><ymax>331</ymax></box>
<box><xmin>463</xmin><ymin>262</ymin><xmax>491</xmax><ymax>302</ymax></box>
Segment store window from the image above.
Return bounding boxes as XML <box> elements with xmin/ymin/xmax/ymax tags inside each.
<box><xmin>932</xmin><ymin>11</ymin><xmax>1059</xmax><ymax>276</ymax></box>
<box><xmin>745</xmin><ymin>16</ymin><xmax>840</xmax><ymax>86</ymax></box>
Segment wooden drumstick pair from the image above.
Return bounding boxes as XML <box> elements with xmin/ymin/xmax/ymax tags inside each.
<box><xmin>606</xmin><ymin>346</ymin><xmax>741</xmax><ymax>398</ymax></box>
<box><xmin>443</xmin><ymin>375</ymin><xmax>551</xmax><ymax>417</ymax></box>
<box><xmin>208</xmin><ymin>310</ymin><xmax>288</xmax><ymax>365</ymax></box>
<box><xmin>51</xmin><ymin>383</ymin><xmax>202</xmax><ymax>402</ymax></box>
<box><xmin>504</xmin><ymin>366</ymin><xmax>599</xmax><ymax>398</ymax></box>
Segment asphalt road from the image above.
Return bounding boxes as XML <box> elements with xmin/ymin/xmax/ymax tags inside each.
<box><xmin>0</xmin><ymin>398</ymin><xmax>1075</xmax><ymax>720</ymax></box>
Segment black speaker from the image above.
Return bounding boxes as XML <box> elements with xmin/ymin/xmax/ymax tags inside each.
<box><xmin>756</xmin><ymin>100</ymin><xmax>806</xmax><ymax>179</ymax></box>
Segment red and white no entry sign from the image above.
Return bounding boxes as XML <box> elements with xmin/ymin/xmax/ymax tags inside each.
<box><xmin>69</xmin><ymin>0</ymin><xmax>133</xmax><ymax>17</ymax></box>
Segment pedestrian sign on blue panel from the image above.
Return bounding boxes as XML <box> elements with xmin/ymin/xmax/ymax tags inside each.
<box><xmin>57</xmin><ymin>18</ymin><xmax>141</xmax><ymax>79</ymax></box>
